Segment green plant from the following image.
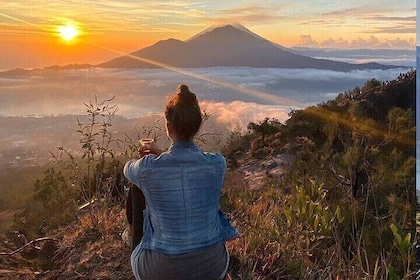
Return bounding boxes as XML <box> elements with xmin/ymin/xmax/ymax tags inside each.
<box><xmin>49</xmin><ymin>96</ymin><xmax>124</xmax><ymax>231</ymax></box>
<box><xmin>284</xmin><ymin>180</ymin><xmax>343</xmax><ymax>236</ymax></box>
<box><xmin>13</xmin><ymin>168</ymin><xmax>77</xmax><ymax>239</ymax></box>
<box><xmin>389</xmin><ymin>223</ymin><xmax>413</xmax><ymax>279</ymax></box>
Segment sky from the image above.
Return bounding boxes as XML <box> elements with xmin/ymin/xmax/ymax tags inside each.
<box><xmin>0</xmin><ymin>0</ymin><xmax>416</xmax><ymax>70</ymax></box>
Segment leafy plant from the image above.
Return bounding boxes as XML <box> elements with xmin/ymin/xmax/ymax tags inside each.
<box><xmin>284</xmin><ymin>180</ymin><xmax>343</xmax><ymax>236</ymax></box>
<box><xmin>49</xmin><ymin>96</ymin><xmax>124</xmax><ymax>232</ymax></box>
<box><xmin>389</xmin><ymin>223</ymin><xmax>413</xmax><ymax>279</ymax></box>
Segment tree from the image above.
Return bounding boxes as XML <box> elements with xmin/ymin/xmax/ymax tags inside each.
<box><xmin>247</xmin><ymin>118</ymin><xmax>282</xmax><ymax>142</ymax></box>
<box><xmin>33</xmin><ymin>168</ymin><xmax>77</xmax><ymax>228</ymax></box>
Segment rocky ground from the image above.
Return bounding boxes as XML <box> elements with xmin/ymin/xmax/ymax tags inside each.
<box><xmin>236</xmin><ymin>153</ymin><xmax>292</xmax><ymax>190</ymax></box>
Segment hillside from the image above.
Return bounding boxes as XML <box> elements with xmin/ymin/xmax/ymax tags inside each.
<box><xmin>0</xmin><ymin>128</ymin><xmax>293</xmax><ymax>279</ymax></box>
<box><xmin>0</xmin><ymin>209</ymin><xmax>133</xmax><ymax>279</ymax></box>
<box><xmin>98</xmin><ymin>24</ymin><xmax>399</xmax><ymax>71</ymax></box>
<box><xmin>0</xmin><ymin>70</ymin><xmax>416</xmax><ymax>279</ymax></box>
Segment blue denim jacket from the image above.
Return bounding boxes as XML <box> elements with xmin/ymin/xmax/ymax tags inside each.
<box><xmin>123</xmin><ymin>141</ymin><xmax>238</xmax><ymax>255</ymax></box>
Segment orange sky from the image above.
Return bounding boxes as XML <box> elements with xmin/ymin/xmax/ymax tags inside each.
<box><xmin>0</xmin><ymin>1</ymin><xmax>415</xmax><ymax>70</ymax></box>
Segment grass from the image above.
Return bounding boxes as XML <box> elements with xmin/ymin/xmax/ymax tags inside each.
<box><xmin>222</xmin><ymin>168</ymin><xmax>416</xmax><ymax>280</ymax></box>
<box><xmin>222</xmin><ymin>171</ymin><xmax>299</xmax><ymax>279</ymax></box>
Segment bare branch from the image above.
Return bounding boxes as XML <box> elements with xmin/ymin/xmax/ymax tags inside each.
<box><xmin>329</xmin><ymin>163</ymin><xmax>351</xmax><ymax>186</ymax></box>
<box><xmin>0</xmin><ymin>237</ymin><xmax>60</xmax><ymax>256</ymax></box>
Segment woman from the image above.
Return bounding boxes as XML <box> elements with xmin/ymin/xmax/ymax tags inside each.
<box><xmin>123</xmin><ymin>84</ymin><xmax>238</xmax><ymax>280</ymax></box>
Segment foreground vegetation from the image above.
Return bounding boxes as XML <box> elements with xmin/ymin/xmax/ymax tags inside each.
<box><xmin>2</xmin><ymin>70</ymin><xmax>416</xmax><ymax>279</ymax></box>
<box><xmin>221</xmin><ymin>70</ymin><xmax>416</xmax><ymax>279</ymax></box>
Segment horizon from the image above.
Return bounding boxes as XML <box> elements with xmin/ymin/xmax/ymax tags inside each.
<box><xmin>0</xmin><ymin>0</ymin><xmax>417</xmax><ymax>189</ymax></box>
<box><xmin>0</xmin><ymin>1</ymin><xmax>416</xmax><ymax>70</ymax></box>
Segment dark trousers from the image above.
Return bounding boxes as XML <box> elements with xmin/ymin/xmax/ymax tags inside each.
<box><xmin>126</xmin><ymin>185</ymin><xmax>145</xmax><ymax>251</ymax></box>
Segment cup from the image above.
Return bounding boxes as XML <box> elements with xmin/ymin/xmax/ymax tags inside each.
<box><xmin>139</xmin><ymin>138</ymin><xmax>154</xmax><ymax>155</ymax></box>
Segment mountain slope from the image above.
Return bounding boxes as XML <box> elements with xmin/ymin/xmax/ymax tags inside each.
<box><xmin>0</xmin><ymin>70</ymin><xmax>415</xmax><ymax>279</ymax></box>
<box><xmin>98</xmin><ymin>24</ymin><xmax>399</xmax><ymax>71</ymax></box>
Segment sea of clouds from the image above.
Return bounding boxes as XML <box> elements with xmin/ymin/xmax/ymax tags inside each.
<box><xmin>0</xmin><ymin>65</ymin><xmax>412</xmax><ymax>132</ymax></box>
<box><xmin>291</xmin><ymin>48</ymin><xmax>415</xmax><ymax>68</ymax></box>
<box><xmin>0</xmin><ymin>50</ymin><xmax>416</xmax><ymax>181</ymax></box>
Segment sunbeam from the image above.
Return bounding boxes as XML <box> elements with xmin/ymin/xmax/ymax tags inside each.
<box><xmin>87</xmin><ymin>42</ymin><xmax>303</xmax><ymax>107</ymax></box>
<box><xmin>305</xmin><ymin>106</ymin><xmax>415</xmax><ymax>147</ymax></box>
<box><xmin>0</xmin><ymin>12</ymin><xmax>302</xmax><ymax>107</ymax></box>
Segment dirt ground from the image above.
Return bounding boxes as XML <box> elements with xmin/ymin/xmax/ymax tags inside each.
<box><xmin>0</xmin><ymin>210</ymin><xmax>134</xmax><ymax>280</ymax></box>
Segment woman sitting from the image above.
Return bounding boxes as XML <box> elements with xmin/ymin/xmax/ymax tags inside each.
<box><xmin>124</xmin><ymin>84</ymin><xmax>238</xmax><ymax>280</ymax></box>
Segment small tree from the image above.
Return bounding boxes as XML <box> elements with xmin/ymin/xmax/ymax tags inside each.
<box><xmin>50</xmin><ymin>96</ymin><xmax>123</xmax><ymax>231</ymax></box>
<box><xmin>33</xmin><ymin>168</ymin><xmax>77</xmax><ymax>228</ymax></box>
<box><xmin>14</xmin><ymin>168</ymin><xmax>77</xmax><ymax>239</ymax></box>
<box><xmin>247</xmin><ymin>118</ymin><xmax>282</xmax><ymax>142</ymax></box>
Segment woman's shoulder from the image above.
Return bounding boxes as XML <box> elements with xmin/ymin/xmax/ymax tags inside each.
<box><xmin>202</xmin><ymin>151</ymin><xmax>226</xmax><ymax>165</ymax></box>
<box><xmin>124</xmin><ymin>154</ymin><xmax>158</xmax><ymax>169</ymax></box>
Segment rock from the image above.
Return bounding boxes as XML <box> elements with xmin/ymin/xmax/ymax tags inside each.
<box><xmin>236</xmin><ymin>153</ymin><xmax>292</xmax><ymax>190</ymax></box>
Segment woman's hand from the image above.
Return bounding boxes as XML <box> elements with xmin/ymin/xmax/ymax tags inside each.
<box><xmin>138</xmin><ymin>142</ymin><xmax>164</xmax><ymax>157</ymax></box>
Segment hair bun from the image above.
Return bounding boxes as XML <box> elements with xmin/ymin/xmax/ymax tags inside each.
<box><xmin>178</xmin><ymin>84</ymin><xmax>189</xmax><ymax>93</ymax></box>
<box><xmin>177</xmin><ymin>84</ymin><xmax>197</xmax><ymax>106</ymax></box>
<box><xmin>165</xmin><ymin>84</ymin><xmax>203</xmax><ymax>141</ymax></box>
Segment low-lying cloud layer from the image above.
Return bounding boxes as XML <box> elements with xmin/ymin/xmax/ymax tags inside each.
<box><xmin>201</xmin><ymin>100</ymin><xmax>290</xmax><ymax>131</ymax></box>
<box><xmin>297</xmin><ymin>34</ymin><xmax>415</xmax><ymax>50</ymax></box>
<box><xmin>292</xmin><ymin>47</ymin><xmax>415</xmax><ymax>67</ymax></box>
<box><xmin>0</xmin><ymin>64</ymin><xmax>412</xmax><ymax>130</ymax></box>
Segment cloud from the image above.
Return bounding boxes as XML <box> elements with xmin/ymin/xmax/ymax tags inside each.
<box><xmin>201</xmin><ymin>100</ymin><xmax>290</xmax><ymax>131</ymax></box>
<box><xmin>321</xmin><ymin>7</ymin><xmax>369</xmax><ymax>16</ymax></box>
<box><xmin>0</xmin><ymin>1</ymin><xmax>206</xmax><ymax>36</ymax></box>
<box><xmin>359</xmin><ymin>14</ymin><xmax>416</xmax><ymax>35</ymax></box>
<box><xmin>298</xmin><ymin>4</ymin><xmax>415</xmax><ymax>48</ymax></box>
<box><xmin>296</xmin><ymin>34</ymin><xmax>415</xmax><ymax>49</ymax></box>
<box><xmin>367</xmin><ymin>26</ymin><xmax>416</xmax><ymax>35</ymax></box>
<box><xmin>208</xmin><ymin>4</ymin><xmax>284</xmax><ymax>25</ymax></box>
<box><xmin>320</xmin><ymin>37</ymin><xmax>350</xmax><ymax>48</ymax></box>
<box><xmin>0</xmin><ymin>67</ymin><xmax>411</xmax><ymax>121</ymax></box>
<box><xmin>365</xmin><ymin>15</ymin><xmax>416</xmax><ymax>22</ymax></box>
<box><xmin>298</xmin><ymin>35</ymin><xmax>319</xmax><ymax>47</ymax></box>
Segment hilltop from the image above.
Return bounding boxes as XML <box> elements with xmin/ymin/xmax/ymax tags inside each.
<box><xmin>0</xmin><ymin>143</ymin><xmax>287</xmax><ymax>279</ymax></box>
<box><xmin>0</xmin><ymin>70</ymin><xmax>416</xmax><ymax>279</ymax></box>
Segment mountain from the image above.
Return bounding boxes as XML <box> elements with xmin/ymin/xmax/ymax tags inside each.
<box><xmin>185</xmin><ymin>22</ymin><xmax>287</xmax><ymax>50</ymax></box>
<box><xmin>0</xmin><ymin>63</ymin><xmax>94</xmax><ymax>78</ymax></box>
<box><xmin>98</xmin><ymin>24</ymin><xmax>400</xmax><ymax>71</ymax></box>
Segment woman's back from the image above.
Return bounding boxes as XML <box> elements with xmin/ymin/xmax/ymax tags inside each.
<box><xmin>124</xmin><ymin>141</ymin><xmax>237</xmax><ymax>255</ymax></box>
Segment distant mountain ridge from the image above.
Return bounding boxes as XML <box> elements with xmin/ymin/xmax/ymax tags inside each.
<box><xmin>185</xmin><ymin>23</ymin><xmax>286</xmax><ymax>50</ymax></box>
<box><xmin>98</xmin><ymin>24</ymin><xmax>400</xmax><ymax>71</ymax></box>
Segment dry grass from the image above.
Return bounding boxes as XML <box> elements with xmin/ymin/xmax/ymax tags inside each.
<box><xmin>223</xmin><ymin>171</ymin><xmax>299</xmax><ymax>280</ymax></box>
<box><xmin>0</xmin><ymin>203</ymin><xmax>134</xmax><ymax>280</ymax></box>
<box><xmin>0</xmin><ymin>210</ymin><xmax>15</xmax><ymax>233</ymax></box>
<box><xmin>222</xmin><ymin>170</ymin><xmax>415</xmax><ymax>280</ymax></box>
<box><xmin>1</xmin><ymin>169</ymin><xmax>415</xmax><ymax>279</ymax></box>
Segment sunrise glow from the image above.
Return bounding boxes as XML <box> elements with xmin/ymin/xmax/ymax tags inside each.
<box><xmin>0</xmin><ymin>1</ymin><xmax>415</xmax><ymax>69</ymax></box>
<box><xmin>58</xmin><ymin>23</ymin><xmax>79</xmax><ymax>42</ymax></box>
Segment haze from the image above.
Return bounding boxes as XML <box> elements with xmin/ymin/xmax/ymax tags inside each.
<box><xmin>0</xmin><ymin>65</ymin><xmax>412</xmax><ymax>130</ymax></box>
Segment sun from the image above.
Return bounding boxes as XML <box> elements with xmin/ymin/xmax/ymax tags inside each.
<box><xmin>58</xmin><ymin>23</ymin><xmax>79</xmax><ymax>41</ymax></box>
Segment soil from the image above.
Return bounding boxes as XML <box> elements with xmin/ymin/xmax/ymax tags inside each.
<box><xmin>0</xmin><ymin>211</ymin><xmax>134</xmax><ymax>280</ymax></box>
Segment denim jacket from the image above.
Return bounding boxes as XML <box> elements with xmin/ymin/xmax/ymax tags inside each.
<box><xmin>123</xmin><ymin>141</ymin><xmax>238</xmax><ymax>255</ymax></box>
